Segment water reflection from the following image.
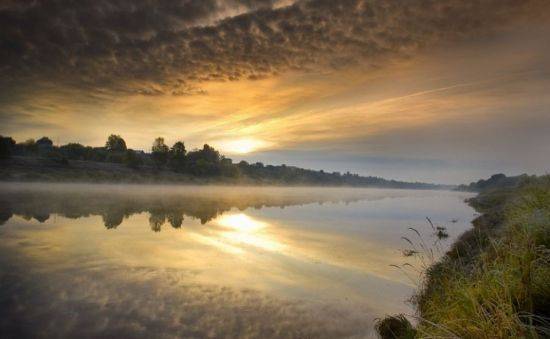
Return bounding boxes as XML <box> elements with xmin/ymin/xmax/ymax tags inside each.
<box><xmin>215</xmin><ymin>214</ymin><xmax>284</xmax><ymax>252</ymax></box>
<box><xmin>0</xmin><ymin>183</ymin><xmax>373</xmax><ymax>230</ymax></box>
<box><xmin>0</xmin><ymin>183</ymin><xmax>474</xmax><ymax>338</ymax></box>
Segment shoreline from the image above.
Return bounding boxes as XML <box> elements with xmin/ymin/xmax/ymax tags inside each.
<box><xmin>377</xmin><ymin>175</ymin><xmax>550</xmax><ymax>338</ymax></box>
<box><xmin>0</xmin><ymin>156</ymin><xmax>453</xmax><ymax>190</ymax></box>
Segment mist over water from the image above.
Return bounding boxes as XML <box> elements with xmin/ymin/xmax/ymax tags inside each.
<box><xmin>0</xmin><ymin>183</ymin><xmax>474</xmax><ymax>338</ymax></box>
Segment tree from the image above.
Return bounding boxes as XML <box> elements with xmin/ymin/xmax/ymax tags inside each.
<box><xmin>200</xmin><ymin>144</ymin><xmax>220</xmax><ymax>163</ymax></box>
<box><xmin>36</xmin><ymin>136</ymin><xmax>54</xmax><ymax>155</ymax></box>
<box><xmin>152</xmin><ymin>137</ymin><xmax>169</xmax><ymax>168</ymax></box>
<box><xmin>169</xmin><ymin>141</ymin><xmax>186</xmax><ymax>171</ymax></box>
<box><xmin>103</xmin><ymin>209</ymin><xmax>124</xmax><ymax>229</ymax></box>
<box><xmin>88</xmin><ymin>147</ymin><xmax>108</xmax><ymax>162</ymax></box>
<box><xmin>124</xmin><ymin>149</ymin><xmax>143</xmax><ymax>169</ymax></box>
<box><xmin>0</xmin><ymin>136</ymin><xmax>16</xmax><ymax>158</ymax></box>
<box><xmin>220</xmin><ymin>157</ymin><xmax>238</xmax><ymax>177</ymax></box>
<box><xmin>36</xmin><ymin>137</ymin><xmax>53</xmax><ymax>148</ymax></box>
<box><xmin>192</xmin><ymin>158</ymin><xmax>218</xmax><ymax>176</ymax></box>
<box><xmin>0</xmin><ymin>206</ymin><xmax>13</xmax><ymax>225</ymax></box>
<box><xmin>167</xmin><ymin>213</ymin><xmax>183</xmax><ymax>228</ymax></box>
<box><xmin>60</xmin><ymin>143</ymin><xmax>86</xmax><ymax>160</ymax></box>
<box><xmin>171</xmin><ymin>141</ymin><xmax>186</xmax><ymax>157</ymax></box>
<box><xmin>185</xmin><ymin>144</ymin><xmax>222</xmax><ymax>176</ymax></box>
<box><xmin>105</xmin><ymin>134</ymin><xmax>127</xmax><ymax>152</ymax></box>
<box><xmin>22</xmin><ymin>139</ymin><xmax>38</xmax><ymax>154</ymax></box>
<box><xmin>149</xmin><ymin>212</ymin><xmax>166</xmax><ymax>232</ymax></box>
<box><xmin>46</xmin><ymin>149</ymin><xmax>69</xmax><ymax>165</ymax></box>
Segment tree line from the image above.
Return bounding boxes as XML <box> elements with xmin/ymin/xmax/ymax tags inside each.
<box><xmin>0</xmin><ymin>134</ymin><xmax>441</xmax><ymax>188</ymax></box>
<box><xmin>0</xmin><ymin>134</ymin><xmax>237</xmax><ymax>177</ymax></box>
<box><xmin>455</xmin><ymin>173</ymin><xmax>537</xmax><ymax>192</ymax></box>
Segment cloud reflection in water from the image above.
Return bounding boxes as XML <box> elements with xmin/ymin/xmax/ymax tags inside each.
<box><xmin>0</xmin><ymin>183</ymin><xmax>475</xmax><ymax>338</ymax></box>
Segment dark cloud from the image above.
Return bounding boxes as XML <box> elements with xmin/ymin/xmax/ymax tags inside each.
<box><xmin>0</xmin><ymin>0</ymin><xmax>548</xmax><ymax>96</ymax></box>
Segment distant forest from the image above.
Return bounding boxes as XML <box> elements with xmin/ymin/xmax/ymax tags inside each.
<box><xmin>455</xmin><ymin>173</ymin><xmax>540</xmax><ymax>192</ymax></box>
<box><xmin>0</xmin><ymin>134</ymin><xmax>442</xmax><ymax>188</ymax></box>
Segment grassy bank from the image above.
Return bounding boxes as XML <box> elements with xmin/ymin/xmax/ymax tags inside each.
<box><xmin>378</xmin><ymin>175</ymin><xmax>550</xmax><ymax>338</ymax></box>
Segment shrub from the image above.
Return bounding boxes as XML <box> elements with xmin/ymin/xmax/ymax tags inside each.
<box><xmin>124</xmin><ymin>149</ymin><xmax>143</xmax><ymax>169</ymax></box>
<box><xmin>0</xmin><ymin>136</ymin><xmax>16</xmax><ymax>158</ymax></box>
<box><xmin>375</xmin><ymin>315</ymin><xmax>416</xmax><ymax>339</ymax></box>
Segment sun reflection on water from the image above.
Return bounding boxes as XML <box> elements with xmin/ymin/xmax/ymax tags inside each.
<box><xmin>200</xmin><ymin>213</ymin><xmax>285</xmax><ymax>253</ymax></box>
<box><xmin>217</xmin><ymin>213</ymin><xmax>267</xmax><ymax>232</ymax></box>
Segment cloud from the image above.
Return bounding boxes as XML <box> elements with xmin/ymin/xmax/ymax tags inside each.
<box><xmin>1</xmin><ymin>0</ymin><xmax>549</xmax><ymax>183</ymax></box>
<box><xmin>1</xmin><ymin>0</ymin><xmax>548</xmax><ymax>97</ymax></box>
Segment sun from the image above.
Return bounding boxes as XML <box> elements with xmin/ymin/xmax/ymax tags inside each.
<box><xmin>222</xmin><ymin>138</ymin><xmax>269</xmax><ymax>154</ymax></box>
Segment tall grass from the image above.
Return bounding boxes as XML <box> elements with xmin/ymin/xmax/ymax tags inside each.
<box><xmin>414</xmin><ymin>176</ymin><xmax>550</xmax><ymax>338</ymax></box>
<box><xmin>378</xmin><ymin>176</ymin><xmax>550</xmax><ymax>338</ymax></box>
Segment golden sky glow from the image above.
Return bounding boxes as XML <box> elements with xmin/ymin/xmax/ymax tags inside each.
<box><xmin>218</xmin><ymin>139</ymin><xmax>272</xmax><ymax>154</ymax></box>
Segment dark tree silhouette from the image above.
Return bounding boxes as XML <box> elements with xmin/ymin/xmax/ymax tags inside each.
<box><xmin>149</xmin><ymin>212</ymin><xmax>166</xmax><ymax>232</ymax></box>
<box><xmin>152</xmin><ymin>137</ymin><xmax>169</xmax><ymax>168</ymax></box>
<box><xmin>167</xmin><ymin>213</ymin><xmax>183</xmax><ymax>228</ymax></box>
<box><xmin>171</xmin><ymin>141</ymin><xmax>186</xmax><ymax>156</ymax></box>
<box><xmin>0</xmin><ymin>206</ymin><xmax>13</xmax><ymax>225</ymax></box>
<box><xmin>36</xmin><ymin>136</ymin><xmax>53</xmax><ymax>148</ymax></box>
<box><xmin>60</xmin><ymin>143</ymin><xmax>87</xmax><ymax>160</ymax></box>
<box><xmin>124</xmin><ymin>149</ymin><xmax>143</xmax><ymax>169</ymax></box>
<box><xmin>22</xmin><ymin>139</ymin><xmax>38</xmax><ymax>154</ymax></box>
<box><xmin>1</xmin><ymin>133</ymin><xmax>443</xmax><ymax>189</ymax></box>
<box><xmin>185</xmin><ymin>144</ymin><xmax>222</xmax><ymax>176</ymax></box>
<box><xmin>103</xmin><ymin>209</ymin><xmax>124</xmax><ymax>229</ymax></box>
<box><xmin>169</xmin><ymin>141</ymin><xmax>187</xmax><ymax>171</ymax></box>
<box><xmin>0</xmin><ymin>136</ymin><xmax>16</xmax><ymax>158</ymax></box>
<box><xmin>105</xmin><ymin>134</ymin><xmax>127</xmax><ymax>152</ymax></box>
<box><xmin>200</xmin><ymin>144</ymin><xmax>220</xmax><ymax>163</ymax></box>
<box><xmin>456</xmin><ymin>173</ymin><xmax>531</xmax><ymax>192</ymax></box>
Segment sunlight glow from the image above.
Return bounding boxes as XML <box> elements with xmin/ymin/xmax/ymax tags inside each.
<box><xmin>221</xmin><ymin>139</ymin><xmax>269</xmax><ymax>154</ymax></box>
<box><xmin>217</xmin><ymin>213</ymin><xmax>267</xmax><ymax>232</ymax></box>
<box><xmin>213</xmin><ymin>213</ymin><xmax>284</xmax><ymax>252</ymax></box>
<box><xmin>191</xmin><ymin>233</ymin><xmax>245</xmax><ymax>255</ymax></box>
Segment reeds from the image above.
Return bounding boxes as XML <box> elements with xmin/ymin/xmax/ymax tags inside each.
<box><xmin>377</xmin><ymin>175</ymin><xmax>550</xmax><ymax>338</ymax></box>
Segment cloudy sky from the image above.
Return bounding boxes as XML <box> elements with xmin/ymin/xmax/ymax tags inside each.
<box><xmin>1</xmin><ymin>0</ymin><xmax>549</xmax><ymax>183</ymax></box>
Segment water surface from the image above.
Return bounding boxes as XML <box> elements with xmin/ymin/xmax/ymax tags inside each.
<box><xmin>0</xmin><ymin>183</ymin><xmax>474</xmax><ymax>338</ymax></box>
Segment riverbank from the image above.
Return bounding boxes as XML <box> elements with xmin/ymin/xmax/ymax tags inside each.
<box><xmin>0</xmin><ymin>156</ymin><xmax>239</xmax><ymax>185</ymax></box>
<box><xmin>0</xmin><ymin>156</ymin><xmax>449</xmax><ymax>189</ymax></box>
<box><xmin>377</xmin><ymin>175</ymin><xmax>550</xmax><ymax>338</ymax></box>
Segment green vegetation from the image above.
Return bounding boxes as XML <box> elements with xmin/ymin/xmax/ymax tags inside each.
<box><xmin>379</xmin><ymin>175</ymin><xmax>550</xmax><ymax>338</ymax></box>
<box><xmin>375</xmin><ymin>315</ymin><xmax>416</xmax><ymax>339</ymax></box>
<box><xmin>105</xmin><ymin>134</ymin><xmax>127</xmax><ymax>152</ymax></box>
<box><xmin>456</xmin><ymin>173</ymin><xmax>536</xmax><ymax>192</ymax></box>
<box><xmin>0</xmin><ymin>134</ymin><xmax>444</xmax><ymax>188</ymax></box>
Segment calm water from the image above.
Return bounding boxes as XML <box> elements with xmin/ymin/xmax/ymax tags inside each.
<box><xmin>0</xmin><ymin>183</ymin><xmax>474</xmax><ymax>338</ymax></box>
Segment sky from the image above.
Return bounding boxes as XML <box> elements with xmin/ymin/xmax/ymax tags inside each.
<box><xmin>1</xmin><ymin>0</ymin><xmax>549</xmax><ymax>184</ymax></box>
